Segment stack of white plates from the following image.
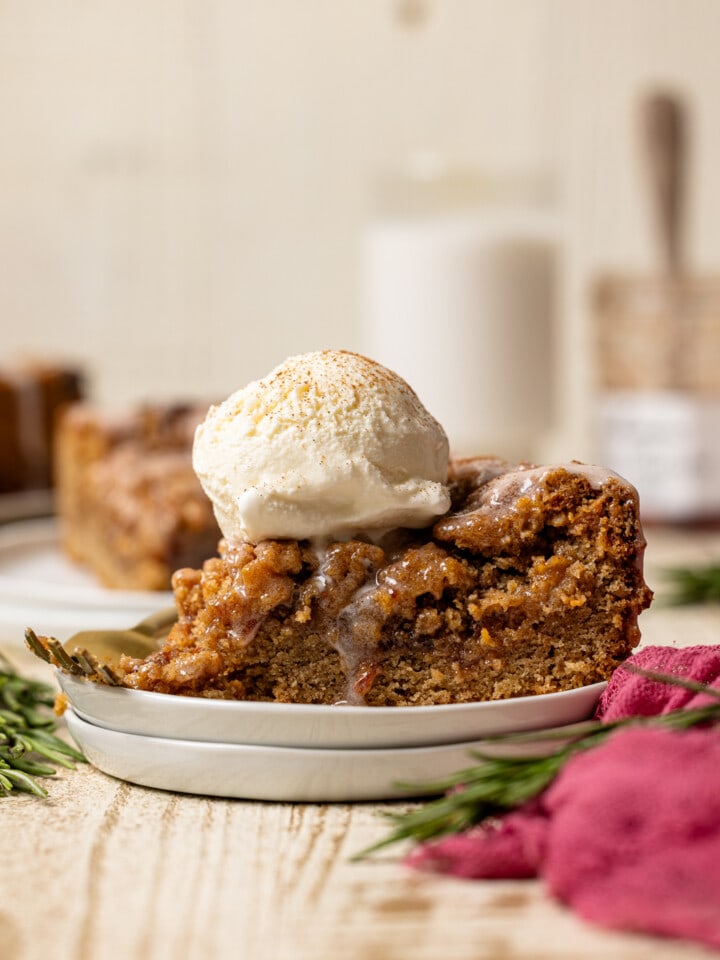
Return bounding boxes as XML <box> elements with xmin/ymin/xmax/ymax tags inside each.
<box><xmin>59</xmin><ymin>674</ymin><xmax>605</xmax><ymax>802</ymax></box>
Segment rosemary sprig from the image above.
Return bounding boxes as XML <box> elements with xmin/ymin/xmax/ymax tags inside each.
<box><xmin>661</xmin><ymin>562</ymin><xmax>720</xmax><ymax>605</ymax></box>
<box><xmin>356</xmin><ymin>667</ymin><xmax>720</xmax><ymax>858</ymax></box>
<box><xmin>0</xmin><ymin>654</ymin><xmax>85</xmax><ymax>798</ymax></box>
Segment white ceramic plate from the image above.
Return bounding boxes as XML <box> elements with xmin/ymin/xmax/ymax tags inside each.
<box><xmin>65</xmin><ymin>707</ymin><xmax>581</xmax><ymax>802</ymax></box>
<box><xmin>0</xmin><ymin>518</ymin><xmax>174</xmax><ymax>610</ymax></box>
<box><xmin>58</xmin><ymin>671</ymin><xmax>606</xmax><ymax>749</ymax></box>
<box><xmin>0</xmin><ymin>519</ymin><xmax>173</xmax><ymax>644</ymax></box>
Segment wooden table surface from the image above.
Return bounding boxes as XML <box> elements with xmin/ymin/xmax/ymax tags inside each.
<box><xmin>2</xmin><ymin>526</ymin><xmax>720</xmax><ymax>960</ymax></box>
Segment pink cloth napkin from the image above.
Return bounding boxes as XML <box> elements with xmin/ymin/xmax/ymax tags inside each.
<box><xmin>406</xmin><ymin>646</ymin><xmax>720</xmax><ymax>950</ymax></box>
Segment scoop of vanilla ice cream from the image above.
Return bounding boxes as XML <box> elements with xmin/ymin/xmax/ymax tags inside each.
<box><xmin>193</xmin><ymin>350</ymin><xmax>451</xmax><ymax>543</ymax></box>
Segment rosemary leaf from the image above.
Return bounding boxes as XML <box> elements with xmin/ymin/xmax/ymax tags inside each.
<box><xmin>0</xmin><ymin>653</ymin><xmax>86</xmax><ymax>798</ymax></box>
<box><xmin>0</xmin><ymin>764</ymin><xmax>50</xmax><ymax>797</ymax></box>
<box><xmin>18</xmin><ymin>731</ymin><xmax>85</xmax><ymax>768</ymax></box>
<box><xmin>3</xmin><ymin>754</ymin><xmax>58</xmax><ymax>777</ymax></box>
<box><xmin>661</xmin><ymin>563</ymin><xmax>720</xmax><ymax>605</ymax></box>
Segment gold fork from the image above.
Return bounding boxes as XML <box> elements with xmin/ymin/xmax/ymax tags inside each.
<box><xmin>24</xmin><ymin>606</ymin><xmax>178</xmax><ymax>686</ymax></box>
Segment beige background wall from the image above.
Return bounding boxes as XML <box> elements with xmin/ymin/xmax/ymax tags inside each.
<box><xmin>1</xmin><ymin>0</ymin><xmax>718</xmax><ymax>459</ymax></box>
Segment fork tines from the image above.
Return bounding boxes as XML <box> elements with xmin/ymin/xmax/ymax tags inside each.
<box><xmin>24</xmin><ymin>628</ymin><xmax>121</xmax><ymax>686</ymax></box>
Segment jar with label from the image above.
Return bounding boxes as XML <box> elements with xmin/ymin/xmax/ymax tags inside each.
<box><xmin>594</xmin><ymin>274</ymin><xmax>720</xmax><ymax>524</ymax></box>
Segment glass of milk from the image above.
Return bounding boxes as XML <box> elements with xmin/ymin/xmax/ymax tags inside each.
<box><xmin>361</xmin><ymin>155</ymin><xmax>560</xmax><ymax>462</ymax></box>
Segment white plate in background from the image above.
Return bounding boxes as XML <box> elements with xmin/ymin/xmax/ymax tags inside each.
<box><xmin>0</xmin><ymin>519</ymin><xmax>173</xmax><ymax>645</ymax></box>
<box><xmin>0</xmin><ymin>518</ymin><xmax>174</xmax><ymax>610</ymax></box>
<box><xmin>59</xmin><ymin>671</ymin><xmax>606</xmax><ymax>749</ymax></box>
<box><xmin>65</xmin><ymin>707</ymin><xmax>581</xmax><ymax>803</ymax></box>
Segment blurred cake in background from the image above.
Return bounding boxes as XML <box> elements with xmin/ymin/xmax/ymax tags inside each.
<box><xmin>0</xmin><ymin>360</ymin><xmax>84</xmax><ymax>497</ymax></box>
<box><xmin>55</xmin><ymin>402</ymin><xmax>221</xmax><ymax>591</ymax></box>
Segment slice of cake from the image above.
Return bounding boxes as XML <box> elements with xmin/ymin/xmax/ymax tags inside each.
<box><xmin>114</xmin><ymin>456</ymin><xmax>651</xmax><ymax>705</ymax></box>
<box><xmin>55</xmin><ymin>403</ymin><xmax>221</xmax><ymax>591</ymax></box>
<box><xmin>107</xmin><ymin>352</ymin><xmax>652</xmax><ymax>705</ymax></box>
<box><xmin>0</xmin><ymin>361</ymin><xmax>84</xmax><ymax>494</ymax></box>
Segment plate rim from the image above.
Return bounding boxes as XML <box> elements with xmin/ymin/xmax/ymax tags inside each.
<box><xmin>59</xmin><ymin>670</ymin><xmax>607</xmax><ymax>749</ymax></box>
<box><xmin>64</xmin><ymin>705</ymin><xmax>583</xmax><ymax>801</ymax></box>
<box><xmin>60</xmin><ymin>670</ymin><xmax>607</xmax><ymax>717</ymax></box>
<box><xmin>65</xmin><ymin>705</ymin><xmax>583</xmax><ymax>759</ymax></box>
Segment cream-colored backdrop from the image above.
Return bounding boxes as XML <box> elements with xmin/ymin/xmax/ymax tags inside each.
<box><xmin>1</xmin><ymin>0</ymin><xmax>718</xmax><ymax>460</ymax></box>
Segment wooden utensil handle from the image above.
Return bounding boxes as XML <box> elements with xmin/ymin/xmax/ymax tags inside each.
<box><xmin>642</xmin><ymin>92</ymin><xmax>685</xmax><ymax>274</ymax></box>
